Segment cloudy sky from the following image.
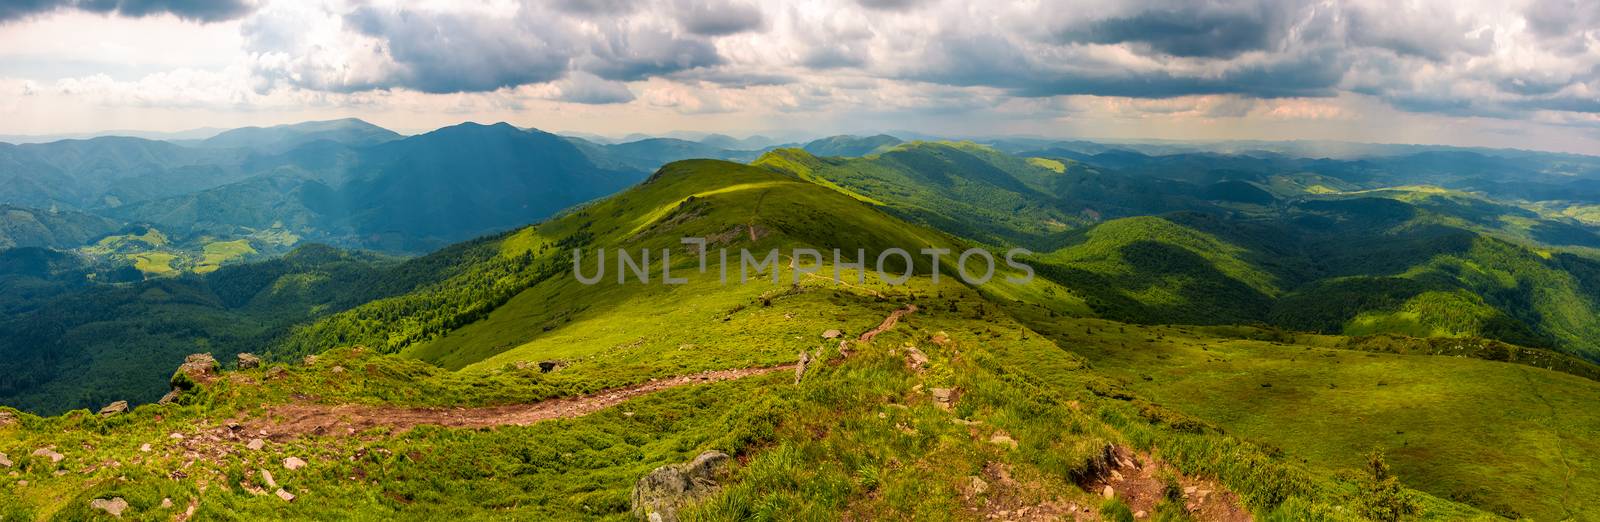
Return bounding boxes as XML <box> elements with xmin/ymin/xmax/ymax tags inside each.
<box><xmin>1</xmin><ymin>0</ymin><xmax>1597</xmax><ymax>153</ymax></box>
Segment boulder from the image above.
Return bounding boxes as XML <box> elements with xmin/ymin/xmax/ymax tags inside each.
<box><xmin>157</xmin><ymin>389</ymin><xmax>181</xmax><ymax>405</ymax></box>
<box><xmin>0</xmin><ymin>410</ymin><xmax>16</xmax><ymax>427</ymax></box>
<box><xmin>537</xmin><ymin>360</ymin><xmax>565</xmax><ymax>373</ymax></box>
<box><xmin>631</xmin><ymin>451</ymin><xmax>731</xmax><ymax>522</ymax></box>
<box><xmin>171</xmin><ymin>353</ymin><xmax>218</xmax><ymax>390</ymax></box>
<box><xmin>98</xmin><ymin>401</ymin><xmax>129</xmax><ymax>416</ymax></box>
<box><xmin>265</xmin><ymin>366</ymin><xmax>287</xmax><ymax>380</ymax></box>
<box><xmin>31</xmin><ymin>448</ymin><xmax>64</xmax><ymax>464</ymax></box>
<box><xmin>89</xmin><ymin>497</ymin><xmax>129</xmax><ymax>518</ymax></box>
<box><xmin>236</xmin><ymin>353</ymin><xmax>262</xmax><ymax>370</ymax></box>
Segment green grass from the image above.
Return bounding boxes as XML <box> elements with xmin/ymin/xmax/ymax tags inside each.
<box><xmin>1036</xmin><ymin>316</ymin><xmax>1599</xmax><ymax>520</ymax></box>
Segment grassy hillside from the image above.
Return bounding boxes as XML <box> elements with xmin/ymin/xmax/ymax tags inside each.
<box><xmin>1033</xmin><ymin>317</ymin><xmax>1600</xmax><ymax>520</ymax></box>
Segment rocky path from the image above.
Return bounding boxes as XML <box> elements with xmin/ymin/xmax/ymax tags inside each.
<box><xmin>242</xmin><ymin>304</ymin><xmax>917</xmax><ymax>440</ymax></box>
<box><xmin>859</xmin><ymin>304</ymin><xmax>917</xmax><ymax>342</ymax></box>
<box><xmin>247</xmin><ymin>365</ymin><xmax>793</xmax><ymax>439</ymax></box>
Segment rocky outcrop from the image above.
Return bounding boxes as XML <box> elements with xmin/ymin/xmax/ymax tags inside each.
<box><xmin>236</xmin><ymin>353</ymin><xmax>262</xmax><ymax>370</ymax></box>
<box><xmin>157</xmin><ymin>389</ymin><xmax>181</xmax><ymax>405</ymax></box>
<box><xmin>171</xmin><ymin>353</ymin><xmax>218</xmax><ymax>390</ymax></box>
<box><xmin>98</xmin><ymin>401</ymin><xmax>129</xmax><ymax>416</ymax></box>
<box><xmin>0</xmin><ymin>410</ymin><xmax>18</xmax><ymax>427</ymax></box>
<box><xmin>631</xmin><ymin>451</ymin><xmax>732</xmax><ymax>521</ymax></box>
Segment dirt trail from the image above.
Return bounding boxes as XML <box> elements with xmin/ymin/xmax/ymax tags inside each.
<box><xmin>247</xmin><ymin>366</ymin><xmax>793</xmax><ymax>440</ymax></box>
<box><xmin>242</xmin><ymin>303</ymin><xmax>917</xmax><ymax>440</ymax></box>
<box><xmin>859</xmin><ymin>304</ymin><xmax>917</xmax><ymax>342</ymax></box>
<box><xmin>1083</xmin><ymin>446</ymin><xmax>1253</xmax><ymax>521</ymax></box>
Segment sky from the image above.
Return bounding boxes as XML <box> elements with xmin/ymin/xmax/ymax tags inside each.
<box><xmin>0</xmin><ymin>0</ymin><xmax>1597</xmax><ymax>153</ymax></box>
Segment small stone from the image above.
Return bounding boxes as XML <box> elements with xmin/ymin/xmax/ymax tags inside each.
<box><xmin>1184</xmin><ymin>486</ymin><xmax>1198</xmax><ymax>495</ymax></box>
<box><xmin>246</xmin><ymin>439</ymin><xmax>265</xmax><ymax>451</ymax></box>
<box><xmin>303</xmin><ymin>355</ymin><xmax>319</xmax><ymax>366</ymax></box>
<box><xmin>261</xmin><ymin>469</ymin><xmax>279</xmax><ymax>489</ymax></box>
<box><xmin>139</xmin><ymin>444</ymin><xmax>151</xmax><ymax>453</ymax></box>
<box><xmin>276</xmin><ymin>488</ymin><xmax>296</xmax><ymax>502</ymax></box>
<box><xmin>161</xmin><ymin>498</ymin><xmax>173</xmax><ymax>509</ymax></box>
<box><xmin>98</xmin><ymin>401</ymin><xmax>129</xmax><ymax>416</ymax></box>
<box><xmin>821</xmin><ymin>329</ymin><xmax>842</xmax><ymax>339</ymax></box>
<box><xmin>0</xmin><ymin>411</ymin><xmax>17</xmax><ymax>427</ymax></box>
<box><xmin>1102</xmin><ymin>485</ymin><xmax>1115</xmax><ymax>499</ymax></box>
<box><xmin>266</xmin><ymin>366</ymin><xmax>287</xmax><ymax>380</ymax></box>
<box><xmin>0</xmin><ymin>452</ymin><xmax>11</xmax><ymax>467</ymax></box>
<box><xmin>169</xmin><ymin>433</ymin><xmax>184</xmax><ymax>440</ymax></box>
<box><xmin>283</xmin><ymin>457</ymin><xmax>307</xmax><ymax>470</ymax></box>
<box><xmin>330</xmin><ymin>366</ymin><xmax>346</xmax><ymax>374</ymax></box>
<box><xmin>236</xmin><ymin>353</ymin><xmax>261</xmax><ymax>370</ymax></box>
<box><xmin>967</xmin><ymin>476</ymin><xmax>989</xmax><ymax>496</ymax></box>
<box><xmin>1134</xmin><ymin>510</ymin><xmax>1147</xmax><ymax>519</ymax></box>
<box><xmin>1110</xmin><ymin>470</ymin><xmax>1124</xmax><ymax>481</ymax></box>
<box><xmin>988</xmin><ymin>432</ymin><xmax>1018</xmax><ymax>449</ymax></box>
<box><xmin>90</xmin><ymin>497</ymin><xmax>129</xmax><ymax>518</ymax></box>
<box><xmin>157</xmin><ymin>389</ymin><xmax>180</xmax><ymax>405</ymax></box>
<box><xmin>931</xmin><ymin>388</ymin><xmax>954</xmax><ymax>402</ymax></box>
<box><xmin>31</xmin><ymin>448</ymin><xmax>64</xmax><ymax>464</ymax></box>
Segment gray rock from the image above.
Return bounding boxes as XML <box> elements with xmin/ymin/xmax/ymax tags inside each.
<box><xmin>246</xmin><ymin>438</ymin><xmax>265</xmax><ymax>451</ymax></box>
<box><xmin>98</xmin><ymin>401</ymin><xmax>129</xmax><ymax>416</ymax></box>
<box><xmin>90</xmin><ymin>497</ymin><xmax>129</xmax><ymax>518</ymax></box>
<box><xmin>283</xmin><ymin>457</ymin><xmax>307</xmax><ymax>470</ymax></box>
<box><xmin>261</xmin><ymin>469</ymin><xmax>278</xmax><ymax>489</ymax></box>
<box><xmin>275</xmin><ymin>488</ymin><xmax>296</xmax><ymax>502</ymax></box>
<box><xmin>31</xmin><ymin>448</ymin><xmax>63</xmax><ymax>464</ymax></box>
<box><xmin>795</xmin><ymin>351</ymin><xmax>812</xmax><ymax>384</ymax></box>
<box><xmin>631</xmin><ymin>451</ymin><xmax>731</xmax><ymax>522</ymax></box>
<box><xmin>236</xmin><ymin>353</ymin><xmax>262</xmax><ymax>370</ymax></box>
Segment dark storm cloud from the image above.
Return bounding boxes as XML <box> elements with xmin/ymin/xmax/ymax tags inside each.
<box><xmin>342</xmin><ymin>5</ymin><xmax>575</xmax><ymax>94</ymax></box>
<box><xmin>551</xmin><ymin>0</ymin><xmax>638</xmax><ymax>16</ymax></box>
<box><xmin>857</xmin><ymin>0</ymin><xmax>921</xmax><ymax>11</ymax></box>
<box><xmin>675</xmin><ymin>0</ymin><xmax>764</xmax><ymax>36</ymax></box>
<box><xmin>0</xmin><ymin>0</ymin><xmax>254</xmax><ymax>23</ymax></box>
<box><xmin>581</xmin><ymin>24</ymin><xmax>724</xmax><ymax>81</ymax></box>
<box><xmin>1053</xmin><ymin>4</ymin><xmax>1289</xmax><ymax>59</ymax></box>
<box><xmin>909</xmin><ymin>28</ymin><xmax>1345</xmax><ymax>100</ymax></box>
